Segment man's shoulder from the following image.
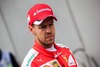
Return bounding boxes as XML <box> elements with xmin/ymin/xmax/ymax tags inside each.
<box><xmin>21</xmin><ymin>48</ymin><xmax>39</xmax><ymax>67</ymax></box>
<box><xmin>55</xmin><ymin>43</ymin><xmax>69</xmax><ymax>48</ymax></box>
<box><xmin>56</xmin><ymin>43</ymin><xmax>74</xmax><ymax>54</ymax></box>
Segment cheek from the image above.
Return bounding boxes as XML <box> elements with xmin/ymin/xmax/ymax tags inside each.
<box><xmin>36</xmin><ymin>30</ymin><xmax>45</xmax><ymax>38</ymax></box>
<box><xmin>52</xmin><ymin>27</ymin><xmax>55</xmax><ymax>34</ymax></box>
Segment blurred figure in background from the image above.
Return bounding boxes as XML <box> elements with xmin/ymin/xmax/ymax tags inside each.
<box><xmin>0</xmin><ymin>49</ymin><xmax>19</xmax><ymax>67</ymax></box>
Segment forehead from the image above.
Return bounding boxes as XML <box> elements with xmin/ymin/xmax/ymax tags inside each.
<box><xmin>40</xmin><ymin>17</ymin><xmax>54</xmax><ymax>25</ymax></box>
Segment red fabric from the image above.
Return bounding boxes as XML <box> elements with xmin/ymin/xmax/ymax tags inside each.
<box><xmin>27</xmin><ymin>4</ymin><xmax>57</xmax><ymax>26</ymax></box>
<box><xmin>31</xmin><ymin>41</ymin><xmax>78</xmax><ymax>67</ymax></box>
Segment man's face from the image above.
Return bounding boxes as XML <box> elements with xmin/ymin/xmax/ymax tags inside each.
<box><xmin>30</xmin><ymin>17</ymin><xmax>55</xmax><ymax>48</ymax></box>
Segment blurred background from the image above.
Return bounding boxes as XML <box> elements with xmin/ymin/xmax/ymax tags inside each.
<box><xmin>0</xmin><ymin>0</ymin><xmax>100</xmax><ymax>67</ymax></box>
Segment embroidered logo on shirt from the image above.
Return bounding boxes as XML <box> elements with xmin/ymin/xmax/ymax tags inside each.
<box><xmin>54</xmin><ymin>52</ymin><xmax>62</xmax><ymax>58</ymax></box>
<box><xmin>39</xmin><ymin>59</ymin><xmax>61</xmax><ymax>67</ymax></box>
<box><xmin>21</xmin><ymin>48</ymin><xmax>39</xmax><ymax>67</ymax></box>
<box><xmin>43</xmin><ymin>65</ymin><xmax>51</xmax><ymax>67</ymax></box>
<box><xmin>37</xmin><ymin>58</ymin><xmax>43</xmax><ymax>62</ymax></box>
<box><xmin>62</xmin><ymin>54</ymin><xmax>68</xmax><ymax>63</ymax></box>
<box><xmin>26</xmin><ymin>54</ymin><xmax>35</xmax><ymax>66</ymax></box>
<box><xmin>50</xmin><ymin>59</ymin><xmax>61</xmax><ymax>67</ymax></box>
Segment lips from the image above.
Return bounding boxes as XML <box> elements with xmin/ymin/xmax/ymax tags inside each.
<box><xmin>45</xmin><ymin>35</ymin><xmax>54</xmax><ymax>39</ymax></box>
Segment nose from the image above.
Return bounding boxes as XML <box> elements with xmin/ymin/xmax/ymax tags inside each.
<box><xmin>46</xmin><ymin>26</ymin><xmax>52</xmax><ymax>34</ymax></box>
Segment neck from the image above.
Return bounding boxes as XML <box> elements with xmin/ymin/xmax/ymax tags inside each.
<box><xmin>46</xmin><ymin>44</ymin><xmax>57</xmax><ymax>52</ymax></box>
<box><xmin>35</xmin><ymin>40</ymin><xmax>53</xmax><ymax>48</ymax></box>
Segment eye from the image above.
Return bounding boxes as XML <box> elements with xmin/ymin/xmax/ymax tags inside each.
<box><xmin>40</xmin><ymin>25</ymin><xmax>46</xmax><ymax>29</ymax></box>
<box><xmin>49</xmin><ymin>23</ymin><xmax>53</xmax><ymax>27</ymax></box>
<box><xmin>50</xmin><ymin>24</ymin><xmax>53</xmax><ymax>26</ymax></box>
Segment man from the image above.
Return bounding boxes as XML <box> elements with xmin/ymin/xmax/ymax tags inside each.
<box><xmin>21</xmin><ymin>3</ymin><xmax>79</xmax><ymax>67</ymax></box>
<box><xmin>0</xmin><ymin>49</ymin><xmax>19</xmax><ymax>67</ymax></box>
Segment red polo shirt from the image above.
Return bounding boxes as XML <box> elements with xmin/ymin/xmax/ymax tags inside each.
<box><xmin>21</xmin><ymin>41</ymin><xmax>79</xmax><ymax>67</ymax></box>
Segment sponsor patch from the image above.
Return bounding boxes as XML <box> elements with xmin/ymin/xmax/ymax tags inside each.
<box><xmin>39</xmin><ymin>62</ymin><xmax>51</xmax><ymax>67</ymax></box>
<box><xmin>21</xmin><ymin>48</ymin><xmax>39</xmax><ymax>67</ymax></box>
<box><xmin>62</xmin><ymin>54</ymin><xmax>68</xmax><ymax>63</ymax></box>
<box><xmin>33</xmin><ymin>8</ymin><xmax>51</xmax><ymax>16</ymax></box>
<box><xmin>40</xmin><ymin>59</ymin><xmax>61</xmax><ymax>67</ymax></box>
<box><xmin>43</xmin><ymin>65</ymin><xmax>51</xmax><ymax>67</ymax></box>
<box><xmin>50</xmin><ymin>59</ymin><xmax>61</xmax><ymax>67</ymax></box>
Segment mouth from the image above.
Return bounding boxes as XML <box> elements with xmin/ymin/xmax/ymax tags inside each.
<box><xmin>46</xmin><ymin>35</ymin><xmax>54</xmax><ymax>39</ymax></box>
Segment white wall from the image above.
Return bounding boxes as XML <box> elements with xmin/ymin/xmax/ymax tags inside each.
<box><xmin>0</xmin><ymin>0</ymin><xmax>100</xmax><ymax>66</ymax></box>
<box><xmin>68</xmin><ymin>0</ymin><xmax>100</xmax><ymax>65</ymax></box>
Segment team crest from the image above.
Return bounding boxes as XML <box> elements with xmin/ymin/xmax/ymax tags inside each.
<box><xmin>40</xmin><ymin>59</ymin><xmax>61</xmax><ymax>67</ymax></box>
<box><xmin>43</xmin><ymin>65</ymin><xmax>51</xmax><ymax>67</ymax></box>
<box><xmin>50</xmin><ymin>59</ymin><xmax>61</xmax><ymax>67</ymax></box>
<box><xmin>62</xmin><ymin>54</ymin><xmax>68</xmax><ymax>63</ymax></box>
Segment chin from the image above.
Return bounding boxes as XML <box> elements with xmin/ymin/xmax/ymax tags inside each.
<box><xmin>46</xmin><ymin>41</ymin><xmax>54</xmax><ymax>45</ymax></box>
<box><xmin>45</xmin><ymin>38</ymin><xmax>55</xmax><ymax>45</ymax></box>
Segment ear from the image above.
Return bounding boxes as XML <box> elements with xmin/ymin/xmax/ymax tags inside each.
<box><xmin>28</xmin><ymin>25</ymin><xmax>35</xmax><ymax>35</ymax></box>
